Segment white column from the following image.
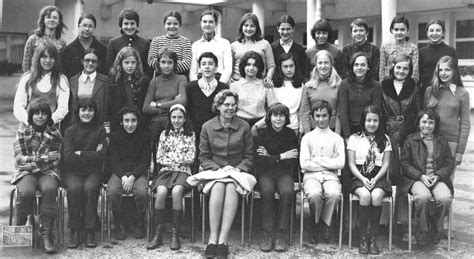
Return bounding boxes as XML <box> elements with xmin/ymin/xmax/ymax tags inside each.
<box><xmin>306</xmin><ymin>0</ymin><xmax>321</xmax><ymax>48</ymax></box>
<box><xmin>252</xmin><ymin>0</ymin><xmax>265</xmax><ymax>34</ymax></box>
<box><xmin>381</xmin><ymin>0</ymin><xmax>397</xmax><ymax>44</ymax></box>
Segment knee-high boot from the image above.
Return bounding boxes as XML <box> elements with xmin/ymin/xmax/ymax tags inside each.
<box><xmin>171</xmin><ymin>209</ymin><xmax>182</xmax><ymax>250</ymax></box>
<box><xmin>147</xmin><ymin>209</ymin><xmax>164</xmax><ymax>250</ymax></box>
<box><xmin>41</xmin><ymin>215</ymin><xmax>55</xmax><ymax>254</ymax></box>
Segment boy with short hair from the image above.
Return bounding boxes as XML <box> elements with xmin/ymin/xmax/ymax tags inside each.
<box><xmin>186</xmin><ymin>52</ymin><xmax>229</xmax><ymax>141</ymax></box>
<box><xmin>300</xmin><ymin>100</ymin><xmax>345</xmax><ymax>243</ymax></box>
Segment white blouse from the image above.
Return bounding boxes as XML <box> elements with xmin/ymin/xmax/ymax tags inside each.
<box><xmin>347</xmin><ymin>133</ymin><xmax>392</xmax><ymax>167</ymax></box>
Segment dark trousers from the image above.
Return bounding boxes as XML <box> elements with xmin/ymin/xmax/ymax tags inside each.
<box><xmin>64</xmin><ymin>173</ymin><xmax>101</xmax><ymax>230</ymax></box>
<box><xmin>15</xmin><ymin>174</ymin><xmax>59</xmax><ymax>217</ymax></box>
<box><xmin>106</xmin><ymin>174</ymin><xmax>148</xmax><ymax>212</ymax></box>
<box><xmin>258</xmin><ymin>172</ymin><xmax>294</xmax><ymax>231</ymax></box>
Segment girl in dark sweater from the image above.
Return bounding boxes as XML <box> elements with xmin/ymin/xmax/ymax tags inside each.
<box><xmin>63</xmin><ymin>98</ymin><xmax>107</xmax><ymax>248</ymax></box>
<box><xmin>107</xmin><ymin>106</ymin><xmax>150</xmax><ymax>240</ymax></box>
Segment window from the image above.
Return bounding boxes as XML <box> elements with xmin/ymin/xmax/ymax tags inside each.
<box><xmin>456</xmin><ymin>19</ymin><xmax>474</xmax><ymax>59</ymax></box>
<box><xmin>417</xmin><ymin>22</ymin><xmax>429</xmax><ymax>49</ymax></box>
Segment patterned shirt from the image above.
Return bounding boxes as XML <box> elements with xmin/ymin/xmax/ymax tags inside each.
<box><xmin>347</xmin><ymin>133</ymin><xmax>392</xmax><ymax>167</ymax></box>
<box><xmin>156</xmin><ymin>128</ymin><xmax>196</xmax><ymax>175</ymax></box>
<box><xmin>147</xmin><ymin>35</ymin><xmax>192</xmax><ymax>75</ymax></box>
<box><xmin>12</xmin><ymin>126</ymin><xmax>62</xmax><ymax>184</ymax></box>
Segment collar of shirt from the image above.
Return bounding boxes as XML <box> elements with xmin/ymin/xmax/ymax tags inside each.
<box><xmin>80</xmin><ymin>71</ymin><xmax>96</xmax><ymax>83</ymax></box>
<box><xmin>198</xmin><ymin>78</ymin><xmax>217</xmax><ymax>91</ymax></box>
<box><xmin>280</xmin><ymin>39</ymin><xmax>293</xmax><ymax>48</ymax></box>
<box><xmin>441</xmin><ymin>83</ymin><xmax>456</xmax><ymax>95</ymax></box>
<box><xmin>199</xmin><ymin>36</ymin><xmax>217</xmax><ymax>43</ymax></box>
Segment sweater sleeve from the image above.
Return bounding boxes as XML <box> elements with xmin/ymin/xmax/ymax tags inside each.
<box><xmin>338</xmin><ymin>81</ymin><xmax>350</xmax><ymax>138</ymax></box>
<box><xmin>105</xmin><ymin>39</ymin><xmax>117</xmax><ymax>72</ymax></box>
<box><xmin>456</xmin><ymin>90</ymin><xmax>471</xmax><ymax>154</ymax></box>
<box><xmin>372</xmin><ymin>81</ymin><xmax>382</xmax><ymax>111</ymax></box>
<box><xmin>52</xmin><ymin>75</ymin><xmax>70</xmax><ymax>125</ymax></box>
<box><xmin>142</xmin><ymin>79</ymin><xmax>165</xmax><ymax>114</ymax></box>
<box><xmin>434</xmin><ymin>138</ymin><xmax>455</xmax><ymax>180</ymax></box>
<box><xmin>372</xmin><ymin>45</ymin><xmax>381</xmax><ymax>81</ymax></box>
<box><xmin>189</xmin><ymin>43</ymin><xmax>198</xmax><ymax>81</ymax></box>
<box><xmin>108</xmin><ymin>133</ymin><xmax>124</xmax><ymax>177</ymax></box>
<box><xmin>158</xmin><ymin>75</ymin><xmax>188</xmax><ymax>108</ymax></box>
<box><xmin>299</xmin><ymin>86</ymin><xmax>312</xmax><ymax>135</ymax></box>
<box><xmin>77</xmin><ymin>128</ymin><xmax>107</xmax><ymax>164</ymax></box>
<box><xmin>235</xmin><ymin>125</ymin><xmax>253</xmax><ymax>172</ymax></box>
<box><xmin>410</xmin><ymin>44</ymin><xmax>419</xmax><ymax>83</ymax></box>
<box><xmin>263</xmin><ymin>40</ymin><xmax>276</xmax><ymax>78</ymax></box>
<box><xmin>315</xmin><ymin>136</ymin><xmax>346</xmax><ymax>170</ymax></box>
<box><xmin>131</xmin><ymin>134</ymin><xmax>151</xmax><ymax>178</ymax></box>
<box><xmin>147</xmin><ymin>37</ymin><xmax>160</xmax><ymax>70</ymax></box>
<box><xmin>22</xmin><ymin>35</ymin><xmax>36</xmax><ymax>72</ymax></box>
<box><xmin>13</xmin><ymin>75</ymin><xmax>30</xmax><ymax>125</ymax></box>
<box><xmin>300</xmin><ymin>134</ymin><xmax>324</xmax><ymax>172</ymax></box>
<box><xmin>379</xmin><ymin>44</ymin><xmax>388</xmax><ymax>81</ymax></box>
<box><xmin>175</xmin><ymin>37</ymin><xmax>192</xmax><ymax>75</ymax></box>
<box><xmin>220</xmin><ymin>40</ymin><xmax>233</xmax><ymax>84</ymax></box>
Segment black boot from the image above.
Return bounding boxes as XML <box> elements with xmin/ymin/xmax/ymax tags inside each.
<box><xmin>41</xmin><ymin>215</ymin><xmax>55</xmax><ymax>254</ymax></box>
<box><xmin>369</xmin><ymin>235</ymin><xmax>379</xmax><ymax>255</ymax></box>
<box><xmin>16</xmin><ymin>215</ymin><xmax>28</xmax><ymax>225</ymax></box>
<box><xmin>86</xmin><ymin>229</ymin><xmax>97</xmax><ymax>248</ymax></box>
<box><xmin>68</xmin><ymin>229</ymin><xmax>78</xmax><ymax>249</ymax></box>
<box><xmin>112</xmin><ymin>210</ymin><xmax>126</xmax><ymax>240</ymax></box>
<box><xmin>359</xmin><ymin>235</ymin><xmax>369</xmax><ymax>254</ymax></box>
<box><xmin>170</xmin><ymin>209</ymin><xmax>182</xmax><ymax>250</ymax></box>
<box><xmin>358</xmin><ymin>205</ymin><xmax>370</xmax><ymax>255</ymax></box>
<box><xmin>134</xmin><ymin>211</ymin><xmax>146</xmax><ymax>239</ymax></box>
<box><xmin>147</xmin><ymin>209</ymin><xmax>164</xmax><ymax>250</ymax></box>
<box><xmin>369</xmin><ymin>206</ymin><xmax>382</xmax><ymax>255</ymax></box>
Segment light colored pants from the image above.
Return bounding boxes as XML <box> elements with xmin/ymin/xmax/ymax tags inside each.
<box><xmin>303</xmin><ymin>172</ymin><xmax>341</xmax><ymax>226</ymax></box>
<box><xmin>411</xmin><ymin>181</ymin><xmax>451</xmax><ymax>232</ymax></box>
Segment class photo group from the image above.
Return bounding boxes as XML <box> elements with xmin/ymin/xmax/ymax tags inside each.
<box><xmin>9</xmin><ymin>3</ymin><xmax>470</xmax><ymax>258</ymax></box>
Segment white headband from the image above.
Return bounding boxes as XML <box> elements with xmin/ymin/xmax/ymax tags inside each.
<box><xmin>170</xmin><ymin>104</ymin><xmax>186</xmax><ymax>113</ymax></box>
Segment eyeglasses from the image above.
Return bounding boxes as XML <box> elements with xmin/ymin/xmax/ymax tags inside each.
<box><xmin>83</xmin><ymin>59</ymin><xmax>98</xmax><ymax>64</ymax></box>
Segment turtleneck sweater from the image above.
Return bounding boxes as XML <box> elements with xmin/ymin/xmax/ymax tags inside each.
<box><xmin>142</xmin><ymin>72</ymin><xmax>187</xmax><ymax>117</ymax></box>
<box><xmin>419</xmin><ymin>41</ymin><xmax>458</xmax><ymax>87</ymax></box>
<box><xmin>63</xmin><ymin>122</ymin><xmax>107</xmax><ymax>175</ymax></box>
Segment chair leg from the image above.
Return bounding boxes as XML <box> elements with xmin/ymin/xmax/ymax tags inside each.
<box><xmin>349</xmin><ymin>196</ymin><xmax>353</xmax><ymax>249</ymax></box>
<box><xmin>289</xmin><ymin>198</ymin><xmax>294</xmax><ymax>245</ymax></box>
<box><xmin>300</xmin><ymin>193</ymin><xmax>304</xmax><ymax>248</ymax></box>
<box><xmin>9</xmin><ymin>188</ymin><xmax>16</xmax><ymax>225</ymax></box>
<box><xmin>202</xmin><ymin>193</ymin><xmax>206</xmax><ymax>244</ymax></box>
<box><xmin>191</xmin><ymin>190</ymin><xmax>195</xmax><ymax>243</ymax></box>
<box><xmin>408</xmin><ymin>195</ymin><xmax>412</xmax><ymax>252</ymax></box>
<box><xmin>147</xmin><ymin>188</ymin><xmax>153</xmax><ymax>242</ymax></box>
<box><xmin>106</xmin><ymin>191</ymin><xmax>111</xmax><ymax>244</ymax></box>
<box><xmin>100</xmin><ymin>188</ymin><xmax>105</xmax><ymax>243</ymax></box>
<box><xmin>241</xmin><ymin>196</ymin><xmax>245</xmax><ymax>246</ymax></box>
<box><xmin>248</xmin><ymin>192</ymin><xmax>254</xmax><ymax>243</ymax></box>
<box><xmin>389</xmin><ymin>199</ymin><xmax>393</xmax><ymax>251</ymax></box>
<box><xmin>339</xmin><ymin>195</ymin><xmax>344</xmax><ymax>249</ymax></box>
<box><xmin>448</xmin><ymin>199</ymin><xmax>452</xmax><ymax>252</ymax></box>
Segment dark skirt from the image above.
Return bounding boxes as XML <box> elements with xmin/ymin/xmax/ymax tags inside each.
<box><xmin>350</xmin><ymin>166</ymin><xmax>392</xmax><ymax>194</ymax></box>
<box><xmin>152</xmin><ymin>170</ymin><xmax>190</xmax><ymax>190</ymax></box>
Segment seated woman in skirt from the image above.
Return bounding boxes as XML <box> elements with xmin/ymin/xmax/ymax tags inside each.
<box><xmin>147</xmin><ymin>104</ymin><xmax>195</xmax><ymax>250</ymax></box>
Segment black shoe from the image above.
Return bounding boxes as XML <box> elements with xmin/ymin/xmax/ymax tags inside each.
<box><xmin>170</xmin><ymin>228</ymin><xmax>181</xmax><ymax>250</ymax></box>
<box><xmin>321</xmin><ymin>223</ymin><xmax>330</xmax><ymax>241</ymax></box>
<box><xmin>260</xmin><ymin>231</ymin><xmax>273</xmax><ymax>252</ymax></box>
<box><xmin>369</xmin><ymin>236</ymin><xmax>379</xmax><ymax>255</ymax></box>
<box><xmin>146</xmin><ymin>224</ymin><xmax>163</xmax><ymax>250</ymax></box>
<box><xmin>309</xmin><ymin>221</ymin><xmax>319</xmax><ymax>244</ymax></box>
<box><xmin>415</xmin><ymin>229</ymin><xmax>427</xmax><ymax>246</ymax></box>
<box><xmin>68</xmin><ymin>230</ymin><xmax>78</xmax><ymax>249</ymax></box>
<box><xmin>115</xmin><ymin>224</ymin><xmax>126</xmax><ymax>240</ymax></box>
<box><xmin>274</xmin><ymin>231</ymin><xmax>288</xmax><ymax>252</ymax></box>
<box><xmin>359</xmin><ymin>236</ymin><xmax>369</xmax><ymax>254</ymax></box>
<box><xmin>204</xmin><ymin>243</ymin><xmax>217</xmax><ymax>257</ymax></box>
<box><xmin>86</xmin><ymin>231</ymin><xmax>97</xmax><ymax>248</ymax></box>
<box><xmin>432</xmin><ymin>230</ymin><xmax>442</xmax><ymax>245</ymax></box>
<box><xmin>41</xmin><ymin>215</ymin><xmax>55</xmax><ymax>254</ymax></box>
<box><xmin>216</xmin><ymin>244</ymin><xmax>229</xmax><ymax>258</ymax></box>
<box><xmin>134</xmin><ymin>222</ymin><xmax>145</xmax><ymax>239</ymax></box>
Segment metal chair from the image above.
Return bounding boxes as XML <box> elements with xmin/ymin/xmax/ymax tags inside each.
<box><xmin>298</xmin><ymin>170</ymin><xmax>344</xmax><ymax>249</ymax></box>
<box><xmin>407</xmin><ymin>193</ymin><xmax>452</xmax><ymax>252</ymax></box>
<box><xmin>9</xmin><ymin>186</ymin><xmax>66</xmax><ymax>247</ymax></box>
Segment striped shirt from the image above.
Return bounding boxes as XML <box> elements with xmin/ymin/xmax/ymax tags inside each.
<box><xmin>147</xmin><ymin>35</ymin><xmax>192</xmax><ymax>75</ymax></box>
